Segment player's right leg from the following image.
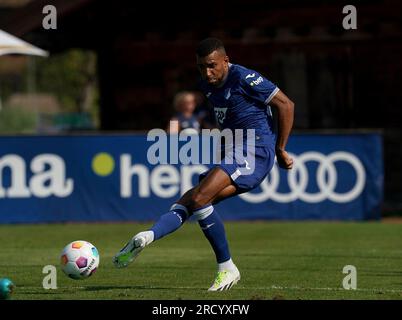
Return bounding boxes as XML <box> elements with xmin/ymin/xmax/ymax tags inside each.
<box><xmin>113</xmin><ymin>167</ymin><xmax>233</xmax><ymax>268</ymax></box>
<box><xmin>112</xmin><ymin>203</ymin><xmax>188</xmax><ymax>268</ymax></box>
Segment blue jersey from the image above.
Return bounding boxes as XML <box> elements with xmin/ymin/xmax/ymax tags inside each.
<box><xmin>199</xmin><ymin>63</ymin><xmax>279</xmax><ymax>136</ymax></box>
<box><xmin>198</xmin><ymin>63</ymin><xmax>278</xmax><ymax>194</ymax></box>
<box><xmin>176</xmin><ymin>113</ymin><xmax>200</xmax><ymax>132</ymax></box>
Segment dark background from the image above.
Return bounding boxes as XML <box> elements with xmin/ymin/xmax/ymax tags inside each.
<box><xmin>1</xmin><ymin>0</ymin><xmax>401</xmax><ymax>213</ymax></box>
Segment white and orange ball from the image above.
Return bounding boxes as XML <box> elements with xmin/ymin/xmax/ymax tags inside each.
<box><xmin>60</xmin><ymin>241</ymin><xmax>100</xmax><ymax>280</ymax></box>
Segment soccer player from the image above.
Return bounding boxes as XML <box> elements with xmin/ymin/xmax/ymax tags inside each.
<box><xmin>113</xmin><ymin>38</ymin><xmax>294</xmax><ymax>291</ymax></box>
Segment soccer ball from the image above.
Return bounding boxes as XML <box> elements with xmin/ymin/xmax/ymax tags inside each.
<box><xmin>60</xmin><ymin>240</ymin><xmax>100</xmax><ymax>280</ymax></box>
<box><xmin>0</xmin><ymin>278</ymin><xmax>15</xmax><ymax>300</ymax></box>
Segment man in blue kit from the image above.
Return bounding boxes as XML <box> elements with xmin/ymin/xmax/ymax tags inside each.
<box><xmin>113</xmin><ymin>38</ymin><xmax>295</xmax><ymax>291</ymax></box>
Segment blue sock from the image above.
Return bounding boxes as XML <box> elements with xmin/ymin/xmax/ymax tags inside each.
<box><xmin>195</xmin><ymin>205</ymin><xmax>231</xmax><ymax>263</ymax></box>
<box><xmin>150</xmin><ymin>204</ymin><xmax>188</xmax><ymax>241</ymax></box>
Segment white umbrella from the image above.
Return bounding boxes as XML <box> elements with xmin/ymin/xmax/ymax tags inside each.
<box><xmin>0</xmin><ymin>29</ymin><xmax>48</xmax><ymax>57</ymax></box>
<box><xmin>0</xmin><ymin>29</ymin><xmax>48</xmax><ymax>111</ymax></box>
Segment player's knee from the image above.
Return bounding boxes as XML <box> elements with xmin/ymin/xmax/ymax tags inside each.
<box><xmin>186</xmin><ymin>191</ymin><xmax>210</xmax><ymax>211</ymax></box>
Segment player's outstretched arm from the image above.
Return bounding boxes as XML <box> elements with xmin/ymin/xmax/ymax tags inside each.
<box><xmin>270</xmin><ymin>90</ymin><xmax>294</xmax><ymax>170</ymax></box>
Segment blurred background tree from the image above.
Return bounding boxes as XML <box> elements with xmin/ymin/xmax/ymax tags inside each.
<box><xmin>0</xmin><ymin>106</ymin><xmax>36</xmax><ymax>133</ymax></box>
<box><xmin>0</xmin><ymin>49</ymin><xmax>99</xmax><ymax>133</ymax></box>
<box><xmin>35</xmin><ymin>49</ymin><xmax>99</xmax><ymax>119</ymax></box>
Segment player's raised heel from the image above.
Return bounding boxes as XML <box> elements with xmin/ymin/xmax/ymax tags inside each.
<box><xmin>208</xmin><ymin>267</ymin><xmax>241</xmax><ymax>291</ymax></box>
<box><xmin>113</xmin><ymin>231</ymin><xmax>153</xmax><ymax>268</ymax></box>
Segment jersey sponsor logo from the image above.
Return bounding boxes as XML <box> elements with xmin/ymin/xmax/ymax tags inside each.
<box><xmin>214</xmin><ymin>107</ymin><xmax>228</xmax><ymax>124</ymax></box>
<box><xmin>249</xmin><ymin>76</ymin><xmax>263</xmax><ymax>87</ymax></box>
<box><xmin>245</xmin><ymin>73</ymin><xmax>256</xmax><ymax>79</ymax></box>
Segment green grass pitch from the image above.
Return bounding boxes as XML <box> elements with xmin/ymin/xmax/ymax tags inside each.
<box><xmin>1</xmin><ymin>221</ymin><xmax>402</xmax><ymax>300</ymax></box>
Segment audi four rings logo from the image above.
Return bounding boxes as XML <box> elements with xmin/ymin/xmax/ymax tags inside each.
<box><xmin>240</xmin><ymin>151</ymin><xmax>366</xmax><ymax>204</ymax></box>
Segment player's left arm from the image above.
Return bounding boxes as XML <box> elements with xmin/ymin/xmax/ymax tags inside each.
<box><xmin>269</xmin><ymin>90</ymin><xmax>294</xmax><ymax>170</ymax></box>
<box><xmin>240</xmin><ymin>72</ymin><xmax>295</xmax><ymax>169</ymax></box>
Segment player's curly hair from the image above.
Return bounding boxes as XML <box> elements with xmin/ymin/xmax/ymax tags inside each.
<box><xmin>196</xmin><ymin>38</ymin><xmax>226</xmax><ymax>57</ymax></box>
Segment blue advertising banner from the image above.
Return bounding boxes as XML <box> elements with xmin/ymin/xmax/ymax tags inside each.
<box><xmin>0</xmin><ymin>133</ymin><xmax>383</xmax><ymax>223</ymax></box>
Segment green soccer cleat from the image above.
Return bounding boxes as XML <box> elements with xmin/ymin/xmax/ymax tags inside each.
<box><xmin>208</xmin><ymin>267</ymin><xmax>241</xmax><ymax>291</ymax></box>
<box><xmin>113</xmin><ymin>231</ymin><xmax>153</xmax><ymax>268</ymax></box>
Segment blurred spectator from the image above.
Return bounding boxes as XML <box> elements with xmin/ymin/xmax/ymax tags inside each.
<box><xmin>167</xmin><ymin>91</ymin><xmax>201</xmax><ymax>133</ymax></box>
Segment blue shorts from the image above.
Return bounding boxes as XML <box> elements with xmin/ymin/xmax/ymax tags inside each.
<box><xmin>199</xmin><ymin>135</ymin><xmax>276</xmax><ymax>195</ymax></box>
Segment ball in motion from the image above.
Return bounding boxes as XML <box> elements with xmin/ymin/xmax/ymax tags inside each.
<box><xmin>60</xmin><ymin>240</ymin><xmax>100</xmax><ymax>280</ymax></box>
<box><xmin>0</xmin><ymin>278</ymin><xmax>15</xmax><ymax>300</ymax></box>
